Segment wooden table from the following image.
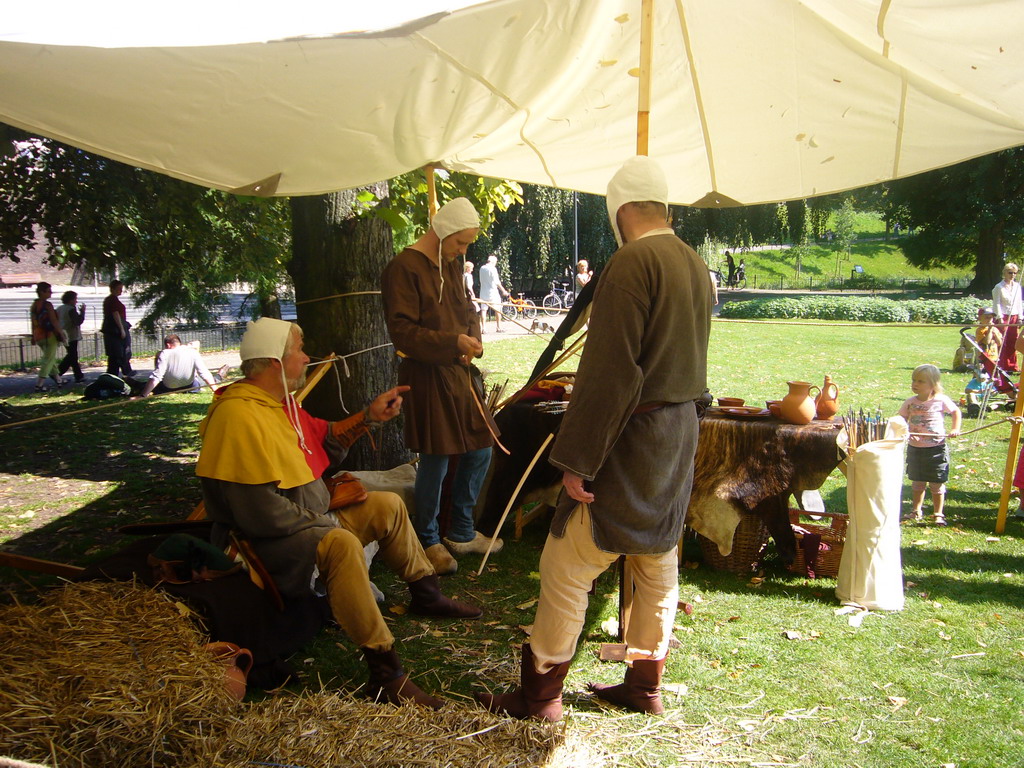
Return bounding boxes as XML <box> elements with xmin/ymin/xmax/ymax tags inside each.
<box><xmin>687</xmin><ymin>412</ymin><xmax>844</xmax><ymax>564</ymax></box>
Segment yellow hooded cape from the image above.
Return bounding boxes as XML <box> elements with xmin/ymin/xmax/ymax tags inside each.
<box><xmin>196</xmin><ymin>381</ymin><xmax>316</xmax><ymax>489</ymax></box>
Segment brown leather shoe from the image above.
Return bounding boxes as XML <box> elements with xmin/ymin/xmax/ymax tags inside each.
<box><xmin>408</xmin><ymin>574</ymin><xmax>482</xmax><ymax>619</ymax></box>
<box><xmin>363</xmin><ymin>647</ymin><xmax>444</xmax><ymax>710</ymax></box>
<box><xmin>424</xmin><ymin>542</ymin><xmax>457</xmax><ymax>575</ymax></box>
<box><xmin>588</xmin><ymin>656</ymin><xmax>667</xmax><ymax>714</ymax></box>
<box><xmin>475</xmin><ymin>643</ymin><xmax>569</xmax><ymax>722</ymax></box>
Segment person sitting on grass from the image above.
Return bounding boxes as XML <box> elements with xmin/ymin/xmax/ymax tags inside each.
<box><xmin>138</xmin><ymin>334</ymin><xmax>227</xmax><ymax>397</ymax></box>
<box><xmin>196</xmin><ymin>317</ymin><xmax>482</xmax><ymax>709</ymax></box>
<box><xmin>897</xmin><ymin>364</ymin><xmax>961</xmax><ymax>526</ymax></box>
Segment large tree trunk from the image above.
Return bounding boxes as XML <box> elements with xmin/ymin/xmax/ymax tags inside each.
<box><xmin>973</xmin><ymin>220</ymin><xmax>1006</xmax><ymax>293</ymax></box>
<box><xmin>288</xmin><ymin>186</ymin><xmax>412</xmax><ymax>470</ymax></box>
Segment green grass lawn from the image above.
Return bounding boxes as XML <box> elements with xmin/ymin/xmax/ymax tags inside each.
<box><xmin>2</xmin><ymin>320</ymin><xmax>1023</xmax><ymax>767</ymax></box>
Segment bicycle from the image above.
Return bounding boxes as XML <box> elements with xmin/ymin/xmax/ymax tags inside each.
<box><xmin>505</xmin><ymin>293</ymin><xmax>538</xmax><ymax>321</ymax></box>
<box><xmin>726</xmin><ymin>266</ymin><xmax>747</xmax><ymax>290</ymax></box>
<box><xmin>541</xmin><ymin>279</ymin><xmax>575</xmax><ymax>316</ymax></box>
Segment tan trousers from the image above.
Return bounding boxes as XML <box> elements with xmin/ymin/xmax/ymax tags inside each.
<box><xmin>530</xmin><ymin>504</ymin><xmax>679</xmax><ymax>673</ymax></box>
<box><xmin>315</xmin><ymin>491</ymin><xmax>433</xmax><ymax>652</ymax></box>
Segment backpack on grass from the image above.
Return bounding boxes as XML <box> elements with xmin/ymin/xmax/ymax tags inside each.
<box><xmin>83</xmin><ymin>373</ymin><xmax>133</xmax><ymax>400</ymax></box>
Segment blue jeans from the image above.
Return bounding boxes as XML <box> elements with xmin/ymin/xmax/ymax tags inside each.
<box><xmin>413</xmin><ymin>446</ymin><xmax>492</xmax><ymax>547</ymax></box>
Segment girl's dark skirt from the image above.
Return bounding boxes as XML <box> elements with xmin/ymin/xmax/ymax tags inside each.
<box><xmin>906</xmin><ymin>443</ymin><xmax>949</xmax><ymax>484</ymax></box>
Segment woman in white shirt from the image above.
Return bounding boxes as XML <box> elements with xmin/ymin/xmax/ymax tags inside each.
<box><xmin>992</xmin><ymin>263</ymin><xmax>1022</xmax><ymax>373</ymax></box>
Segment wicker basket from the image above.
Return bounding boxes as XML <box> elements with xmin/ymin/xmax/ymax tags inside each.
<box><xmin>787</xmin><ymin>509</ymin><xmax>848</xmax><ymax>578</ymax></box>
<box><xmin>697</xmin><ymin>513</ymin><xmax>770</xmax><ymax>575</ymax></box>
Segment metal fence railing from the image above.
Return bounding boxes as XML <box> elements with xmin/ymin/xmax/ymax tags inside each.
<box><xmin>0</xmin><ymin>322</ymin><xmax>247</xmax><ymax>371</ymax></box>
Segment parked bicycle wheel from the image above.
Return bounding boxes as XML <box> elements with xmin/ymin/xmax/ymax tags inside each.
<box><xmin>563</xmin><ymin>292</ymin><xmax>575</xmax><ymax>310</ymax></box>
<box><xmin>522</xmin><ymin>299</ymin><xmax>538</xmax><ymax>319</ymax></box>
<box><xmin>542</xmin><ymin>294</ymin><xmax>561</xmax><ymax>316</ymax></box>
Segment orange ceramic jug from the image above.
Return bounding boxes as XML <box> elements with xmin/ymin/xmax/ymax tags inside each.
<box><xmin>780</xmin><ymin>380</ymin><xmax>820</xmax><ymax>425</ymax></box>
<box><xmin>815</xmin><ymin>375</ymin><xmax>840</xmax><ymax>420</ymax></box>
<box><xmin>205</xmin><ymin>641</ymin><xmax>253</xmax><ymax>702</ymax></box>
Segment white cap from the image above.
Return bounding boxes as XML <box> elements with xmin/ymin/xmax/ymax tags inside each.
<box><xmin>240</xmin><ymin>317</ymin><xmax>294</xmax><ymax>362</ymax></box>
<box><xmin>432</xmin><ymin>197</ymin><xmax>480</xmax><ymax>241</ymax></box>
<box><xmin>605</xmin><ymin>156</ymin><xmax>669</xmax><ymax>246</ymax></box>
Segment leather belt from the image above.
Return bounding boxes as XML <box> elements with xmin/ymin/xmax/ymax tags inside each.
<box><xmin>632</xmin><ymin>400</ymin><xmax>672</xmax><ymax>416</ymax></box>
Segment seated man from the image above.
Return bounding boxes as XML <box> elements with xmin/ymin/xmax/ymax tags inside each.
<box><xmin>139</xmin><ymin>334</ymin><xmax>224</xmax><ymax>397</ymax></box>
<box><xmin>196</xmin><ymin>317</ymin><xmax>481</xmax><ymax>708</ymax></box>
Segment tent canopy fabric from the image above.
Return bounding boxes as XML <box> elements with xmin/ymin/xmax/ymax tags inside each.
<box><xmin>2</xmin><ymin>0</ymin><xmax>1023</xmax><ymax>205</ymax></box>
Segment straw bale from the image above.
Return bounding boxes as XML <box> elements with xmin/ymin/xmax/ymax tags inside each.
<box><xmin>0</xmin><ymin>581</ymin><xmax>237</xmax><ymax>768</ymax></box>
<box><xmin>189</xmin><ymin>689</ymin><xmax>593</xmax><ymax>768</ymax></box>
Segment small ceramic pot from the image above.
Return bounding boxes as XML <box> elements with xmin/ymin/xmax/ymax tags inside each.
<box><xmin>717</xmin><ymin>397</ymin><xmax>745</xmax><ymax>408</ymax></box>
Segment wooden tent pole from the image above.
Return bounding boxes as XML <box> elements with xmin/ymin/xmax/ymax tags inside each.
<box><xmin>425</xmin><ymin>165</ymin><xmax>438</xmax><ymax>218</ymax></box>
<box><xmin>636</xmin><ymin>0</ymin><xmax>654</xmax><ymax>156</ymax></box>
<box><xmin>995</xmin><ymin>391</ymin><xmax>1023</xmax><ymax>533</ymax></box>
<box><xmin>613</xmin><ymin>0</ymin><xmax>655</xmax><ymax>647</ymax></box>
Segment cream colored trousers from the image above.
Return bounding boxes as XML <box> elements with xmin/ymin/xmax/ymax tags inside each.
<box><xmin>315</xmin><ymin>491</ymin><xmax>433</xmax><ymax>652</ymax></box>
<box><xmin>530</xmin><ymin>504</ymin><xmax>679</xmax><ymax>673</ymax></box>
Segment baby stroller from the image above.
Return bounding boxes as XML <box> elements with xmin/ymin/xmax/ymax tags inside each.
<box><xmin>958</xmin><ymin>325</ymin><xmax>1017</xmax><ymax>401</ymax></box>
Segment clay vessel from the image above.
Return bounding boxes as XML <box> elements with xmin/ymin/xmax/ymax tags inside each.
<box><xmin>780</xmin><ymin>381</ymin><xmax>820</xmax><ymax>425</ymax></box>
<box><xmin>815</xmin><ymin>375</ymin><xmax>840</xmax><ymax>420</ymax></box>
<box><xmin>205</xmin><ymin>641</ymin><xmax>254</xmax><ymax>702</ymax></box>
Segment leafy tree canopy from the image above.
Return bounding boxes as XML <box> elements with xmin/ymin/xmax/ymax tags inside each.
<box><xmin>882</xmin><ymin>148</ymin><xmax>1024</xmax><ymax>290</ymax></box>
<box><xmin>0</xmin><ymin>126</ymin><xmax>292</xmax><ymax>331</ymax></box>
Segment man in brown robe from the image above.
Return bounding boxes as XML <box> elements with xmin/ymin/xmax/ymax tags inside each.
<box><xmin>381</xmin><ymin>198</ymin><xmax>502</xmax><ymax>576</ymax></box>
<box><xmin>477</xmin><ymin>157</ymin><xmax>713</xmax><ymax>721</ymax></box>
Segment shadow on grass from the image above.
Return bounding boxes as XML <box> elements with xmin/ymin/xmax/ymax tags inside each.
<box><xmin>0</xmin><ymin>395</ymin><xmax>209</xmax><ymax>599</ymax></box>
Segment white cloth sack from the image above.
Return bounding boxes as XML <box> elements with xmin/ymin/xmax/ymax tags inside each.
<box><xmin>835</xmin><ymin>417</ymin><xmax>907</xmax><ymax>612</ymax></box>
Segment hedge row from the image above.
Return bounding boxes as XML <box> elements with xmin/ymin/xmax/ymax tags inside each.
<box><xmin>718</xmin><ymin>296</ymin><xmax>988</xmax><ymax>324</ymax></box>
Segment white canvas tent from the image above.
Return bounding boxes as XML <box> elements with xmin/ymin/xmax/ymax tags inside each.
<box><xmin>2</xmin><ymin>0</ymin><xmax>1023</xmax><ymax>204</ymax></box>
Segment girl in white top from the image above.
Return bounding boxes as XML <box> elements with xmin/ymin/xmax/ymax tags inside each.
<box><xmin>897</xmin><ymin>364</ymin><xmax>961</xmax><ymax>525</ymax></box>
<box><xmin>992</xmin><ymin>262</ymin><xmax>1022</xmax><ymax>373</ymax></box>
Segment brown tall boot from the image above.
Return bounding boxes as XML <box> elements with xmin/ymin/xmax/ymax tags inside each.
<box><xmin>475</xmin><ymin>643</ymin><xmax>570</xmax><ymax>722</ymax></box>
<box><xmin>588</xmin><ymin>656</ymin><xmax>667</xmax><ymax>714</ymax></box>
<box><xmin>407</xmin><ymin>574</ymin><xmax>483</xmax><ymax>619</ymax></box>
<box><xmin>362</xmin><ymin>647</ymin><xmax>444</xmax><ymax>710</ymax></box>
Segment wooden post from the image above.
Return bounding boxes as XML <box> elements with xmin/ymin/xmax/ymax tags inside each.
<box><xmin>636</xmin><ymin>0</ymin><xmax>654</xmax><ymax>156</ymax></box>
<box><xmin>425</xmin><ymin>165</ymin><xmax>438</xmax><ymax>218</ymax></box>
<box><xmin>995</xmin><ymin>390</ymin><xmax>1023</xmax><ymax>533</ymax></box>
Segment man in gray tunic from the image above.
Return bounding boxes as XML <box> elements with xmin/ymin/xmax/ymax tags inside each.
<box><xmin>477</xmin><ymin>156</ymin><xmax>713</xmax><ymax>721</ymax></box>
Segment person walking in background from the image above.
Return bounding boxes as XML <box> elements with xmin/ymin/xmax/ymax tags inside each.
<box><xmin>56</xmin><ymin>290</ymin><xmax>86</xmax><ymax>384</ymax></box>
<box><xmin>30</xmin><ymin>282</ymin><xmax>65</xmax><ymax>392</ymax></box>
<box><xmin>463</xmin><ymin>260</ymin><xmax>484</xmax><ymax>324</ymax></box>
<box><xmin>478</xmin><ymin>254</ymin><xmax>509</xmax><ymax>333</ymax></box>
<box><xmin>101</xmin><ymin>279</ymin><xmax>134</xmax><ymax>377</ymax></box>
<box><xmin>574</xmin><ymin>259</ymin><xmax>593</xmax><ymax>295</ymax></box>
<box><xmin>898</xmin><ymin>364</ymin><xmax>961</xmax><ymax>526</ymax></box>
<box><xmin>725</xmin><ymin>250</ymin><xmax>736</xmax><ymax>286</ymax></box>
<box><xmin>992</xmin><ymin>263</ymin><xmax>1021</xmax><ymax>373</ymax></box>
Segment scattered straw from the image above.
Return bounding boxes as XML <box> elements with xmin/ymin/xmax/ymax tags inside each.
<box><xmin>192</xmin><ymin>690</ymin><xmax>573</xmax><ymax>768</ymax></box>
<box><xmin>0</xmin><ymin>581</ymin><xmax>235</xmax><ymax>767</ymax></box>
<box><xmin>0</xmin><ymin>581</ymin><xmax>795</xmax><ymax>767</ymax></box>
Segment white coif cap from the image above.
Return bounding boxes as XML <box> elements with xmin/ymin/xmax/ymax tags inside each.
<box><xmin>431</xmin><ymin>197</ymin><xmax>480</xmax><ymax>241</ymax></box>
<box><xmin>240</xmin><ymin>317</ymin><xmax>293</xmax><ymax>361</ymax></box>
<box><xmin>605</xmin><ymin>156</ymin><xmax>669</xmax><ymax>246</ymax></box>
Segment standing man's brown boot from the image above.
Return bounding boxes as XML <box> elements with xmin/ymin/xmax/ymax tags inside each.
<box><xmin>475</xmin><ymin>643</ymin><xmax>570</xmax><ymax>721</ymax></box>
<box><xmin>362</xmin><ymin>647</ymin><xmax>444</xmax><ymax>710</ymax></box>
<box><xmin>588</xmin><ymin>656</ymin><xmax>668</xmax><ymax>714</ymax></box>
